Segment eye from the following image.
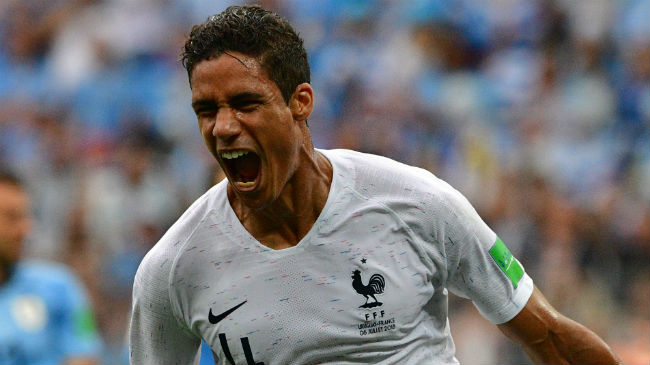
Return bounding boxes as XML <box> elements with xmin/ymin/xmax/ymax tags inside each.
<box><xmin>195</xmin><ymin>107</ymin><xmax>216</xmax><ymax>119</ymax></box>
<box><xmin>192</xmin><ymin>100</ymin><xmax>218</xmax><ymax>119</ymax></box>
<box><xmin>233</xmin><ymin>100</ymin><xmax>263</xmax><ymax>112</ymax></box>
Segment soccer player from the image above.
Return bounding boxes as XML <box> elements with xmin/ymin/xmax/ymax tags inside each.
<box><xmin>129</xmin><ymin>5</ymin><xmax>620</xmax><ymax>365</ymax></box>
<box><xmin>0</xmin><ymin>169</ymin><xmax>102</xmax><ymax>364</ymax></box>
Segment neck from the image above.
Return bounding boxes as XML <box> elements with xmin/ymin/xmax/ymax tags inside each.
<box><xmin>231</xmin><ymin>147</ymin><xmax>332</xmax><ymax>250</ymax></box>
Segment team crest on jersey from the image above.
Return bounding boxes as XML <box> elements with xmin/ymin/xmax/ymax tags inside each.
<box><xmin>11</xmin><ymin>295</ymin><xmax>47</xmax><ymax>332</ymax></box>
<box><xmin>351</xmin><ymin>269</ymin><xmax>385</xmax><ymax>308</ymax></box>
<box><xmin>351</xmin><ymin>260</ymin><xmax>396</xmax><ymax>337</ymax></box>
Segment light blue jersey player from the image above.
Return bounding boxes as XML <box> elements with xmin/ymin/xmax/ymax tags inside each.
<box><xmin>0</xmin><ymin>170</ymin><xmax>102</xmax><ymax>364</ymax></box>
<box><xmin>0</xmin><ymin>261</ymin><xmax>102</xmax><ymax>364</ymax></box>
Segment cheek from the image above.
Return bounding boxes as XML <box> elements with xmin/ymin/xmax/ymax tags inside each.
<box><xmin>198</xmin><ymin>121</ymin><xmax>216</xmax><ymax>149</ymax></box>
<box><xmin>269</xmin><ymin>123</ymin><xmax>303</xmax><ymax>171</ymax></box>
<box><xmin>198</xmin><ymin>119</ymin><xmax>211</xmax><ymax>137</ymax></box>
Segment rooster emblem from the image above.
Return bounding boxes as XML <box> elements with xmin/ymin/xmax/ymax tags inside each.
<box><xmin>351</xmin><ymin>269</ymin><xmax>385</xmax><ymax>308</ymax></box>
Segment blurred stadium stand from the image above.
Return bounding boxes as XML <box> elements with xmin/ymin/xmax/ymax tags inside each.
<box><xmin>0</xmin><ymin>0</ymin><xmax>648</xmax><ymax>363</ymax></box>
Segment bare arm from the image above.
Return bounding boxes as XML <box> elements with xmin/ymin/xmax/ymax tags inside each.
<box><xmin>498</xmin><ymin>286</ymin><xmax>620</xmax><ymax>364</ymax></box>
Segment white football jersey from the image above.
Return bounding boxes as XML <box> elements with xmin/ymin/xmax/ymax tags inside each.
<box><xmin>130</xmin><ymin>149</ymin><xmax>533</xmax><ymax>365</ymax></box>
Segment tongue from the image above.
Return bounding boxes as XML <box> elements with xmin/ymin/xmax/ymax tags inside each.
<box><xmin>234</xmin><ymin>154</ymin><xmax>259</xmax><ymax>182</ymax></box>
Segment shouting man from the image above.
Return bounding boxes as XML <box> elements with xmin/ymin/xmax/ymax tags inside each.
<box><xmin>129</xmin><ymin>5</ymin><xmax>620</xmax><ymax>365</ymax></box>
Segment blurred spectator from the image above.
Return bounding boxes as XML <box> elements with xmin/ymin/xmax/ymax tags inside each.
<box><xmin>0</xmin><ymin>168</ymin><xmax>102</xmax><ymax>364</ymax></box>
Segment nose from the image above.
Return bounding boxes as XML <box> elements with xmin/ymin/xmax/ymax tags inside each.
<box><xmin>213</xmin><ymin>107</ymin><xmax>241</xmax><ymax>144</ymax></box>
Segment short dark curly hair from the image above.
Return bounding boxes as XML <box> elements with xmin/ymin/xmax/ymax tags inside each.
<box><xmin>181</xmin><ymin>5</ymin><xmax>310</xmax><ymax>104</ymax></box>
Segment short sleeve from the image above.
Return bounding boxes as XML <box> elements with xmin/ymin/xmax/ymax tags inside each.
<box><xmin>129</xmin><ymin>244</ymin><xmax>201</xmax><ymax>365</ymax></box>
<box><xmin>129</xmin><ymin>187</ymin><xmax>217</xmax><ymax>365</ymax></box>
<box><xmin>437</xmin><ymin>182</ymin><xmax>534</xmax><ymax>324</ymax></box>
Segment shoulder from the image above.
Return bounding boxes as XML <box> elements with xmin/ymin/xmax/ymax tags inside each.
<box><xmin>134</xmin><ymin>182</ymin><xmax>225</xmax><ymax>288</ymax></box>
<box><xmin>322</xmin><ymin>148</ymin><xmax>418</xmax><ymax>174</ymax></box>
<box><xmin>129</xmin><ymin>184</ymin><xmax>229</xmax><ymax>342</ymax></box>
<box><xmin>13</xmin><ymin>260</ymin><xmax>88</xmax><ymax>309</ymax></box>
<box><xmin>322</xmin><ymin>149</ymin><xmax>485</xmax><ymax>243</ymax></box>
<box><xmin>321</xmin><ymin>148</ymin><xmax>461</xmax><ymax>204</ymax></box>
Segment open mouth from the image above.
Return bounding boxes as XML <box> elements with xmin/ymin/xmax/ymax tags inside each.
<box><xmin>220</xmin><ymin>150</ymin><xmax>261</xmax><ymax>189</ymax></box>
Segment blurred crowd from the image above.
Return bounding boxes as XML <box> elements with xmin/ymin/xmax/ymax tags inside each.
<box><xmin>0</xmin><ymin>0</ymin><xmax>648</xmax><ymax>363</ymax></box>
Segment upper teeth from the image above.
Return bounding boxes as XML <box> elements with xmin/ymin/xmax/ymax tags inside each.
<box><xmin>221</xmin><ymin>150</ymin><xmax>249</xmax><ymax>159</ymax></box>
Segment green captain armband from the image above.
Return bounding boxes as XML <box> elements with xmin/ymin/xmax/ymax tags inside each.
<box><xmin>489</xmin><ymin>237</ymin><xmax>524</xmax><ymax>289</ymax></box>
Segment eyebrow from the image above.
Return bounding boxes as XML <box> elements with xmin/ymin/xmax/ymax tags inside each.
<box><xmin>228</xmin><ymin>91</ymin><xmax>265</xmax><ymax>104</ymax></box>
<box><xmin>191</xmin><ymin>99</ymin><xmax>216</xmax><ymax>111</ymax></box>
<box><xmin>192</xmin><ymin>92</ymin><xmax>266</xmax><ymax>110</ymax></box>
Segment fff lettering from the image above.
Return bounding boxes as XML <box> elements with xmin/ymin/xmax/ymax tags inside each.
<box><xmin>364</xmin><ymin>310</ymin><xmax>385</xmax><ymax>321</ymax></box>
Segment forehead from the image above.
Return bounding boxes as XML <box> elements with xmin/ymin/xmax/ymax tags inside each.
<box><xmin>190</xmin><ymin>53</ymin><xmax>277</xmax><ymax>101</ymax></box>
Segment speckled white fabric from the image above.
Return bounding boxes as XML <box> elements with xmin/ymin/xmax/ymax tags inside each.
<box><xmin>129</xmin><ymin>148</ymin><xmax>533</xmax><ymax>365</ymax></box>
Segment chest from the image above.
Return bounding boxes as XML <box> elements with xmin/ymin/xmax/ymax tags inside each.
<box><xmin>173</xmin><ymin>206</ymin><xmax>443</xmax><ymax>364</ymax></box>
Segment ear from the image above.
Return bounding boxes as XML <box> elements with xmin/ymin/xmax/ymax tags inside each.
<box><xmin>289</xmin><ymin>83</ymin><xmax>314</xmax><ymax>123</ymax></box>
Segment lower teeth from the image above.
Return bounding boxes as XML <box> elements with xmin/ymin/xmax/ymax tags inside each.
<box><xmin>236</xmin><ymin>181</ymin><xmax>255</xmax><ymax>187</ymax></box>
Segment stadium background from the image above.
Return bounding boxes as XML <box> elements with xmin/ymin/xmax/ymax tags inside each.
<box><xmin>0</xmin><ymin>0</ymin><xmax>648</xmax><ymax>363</ymax></box>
